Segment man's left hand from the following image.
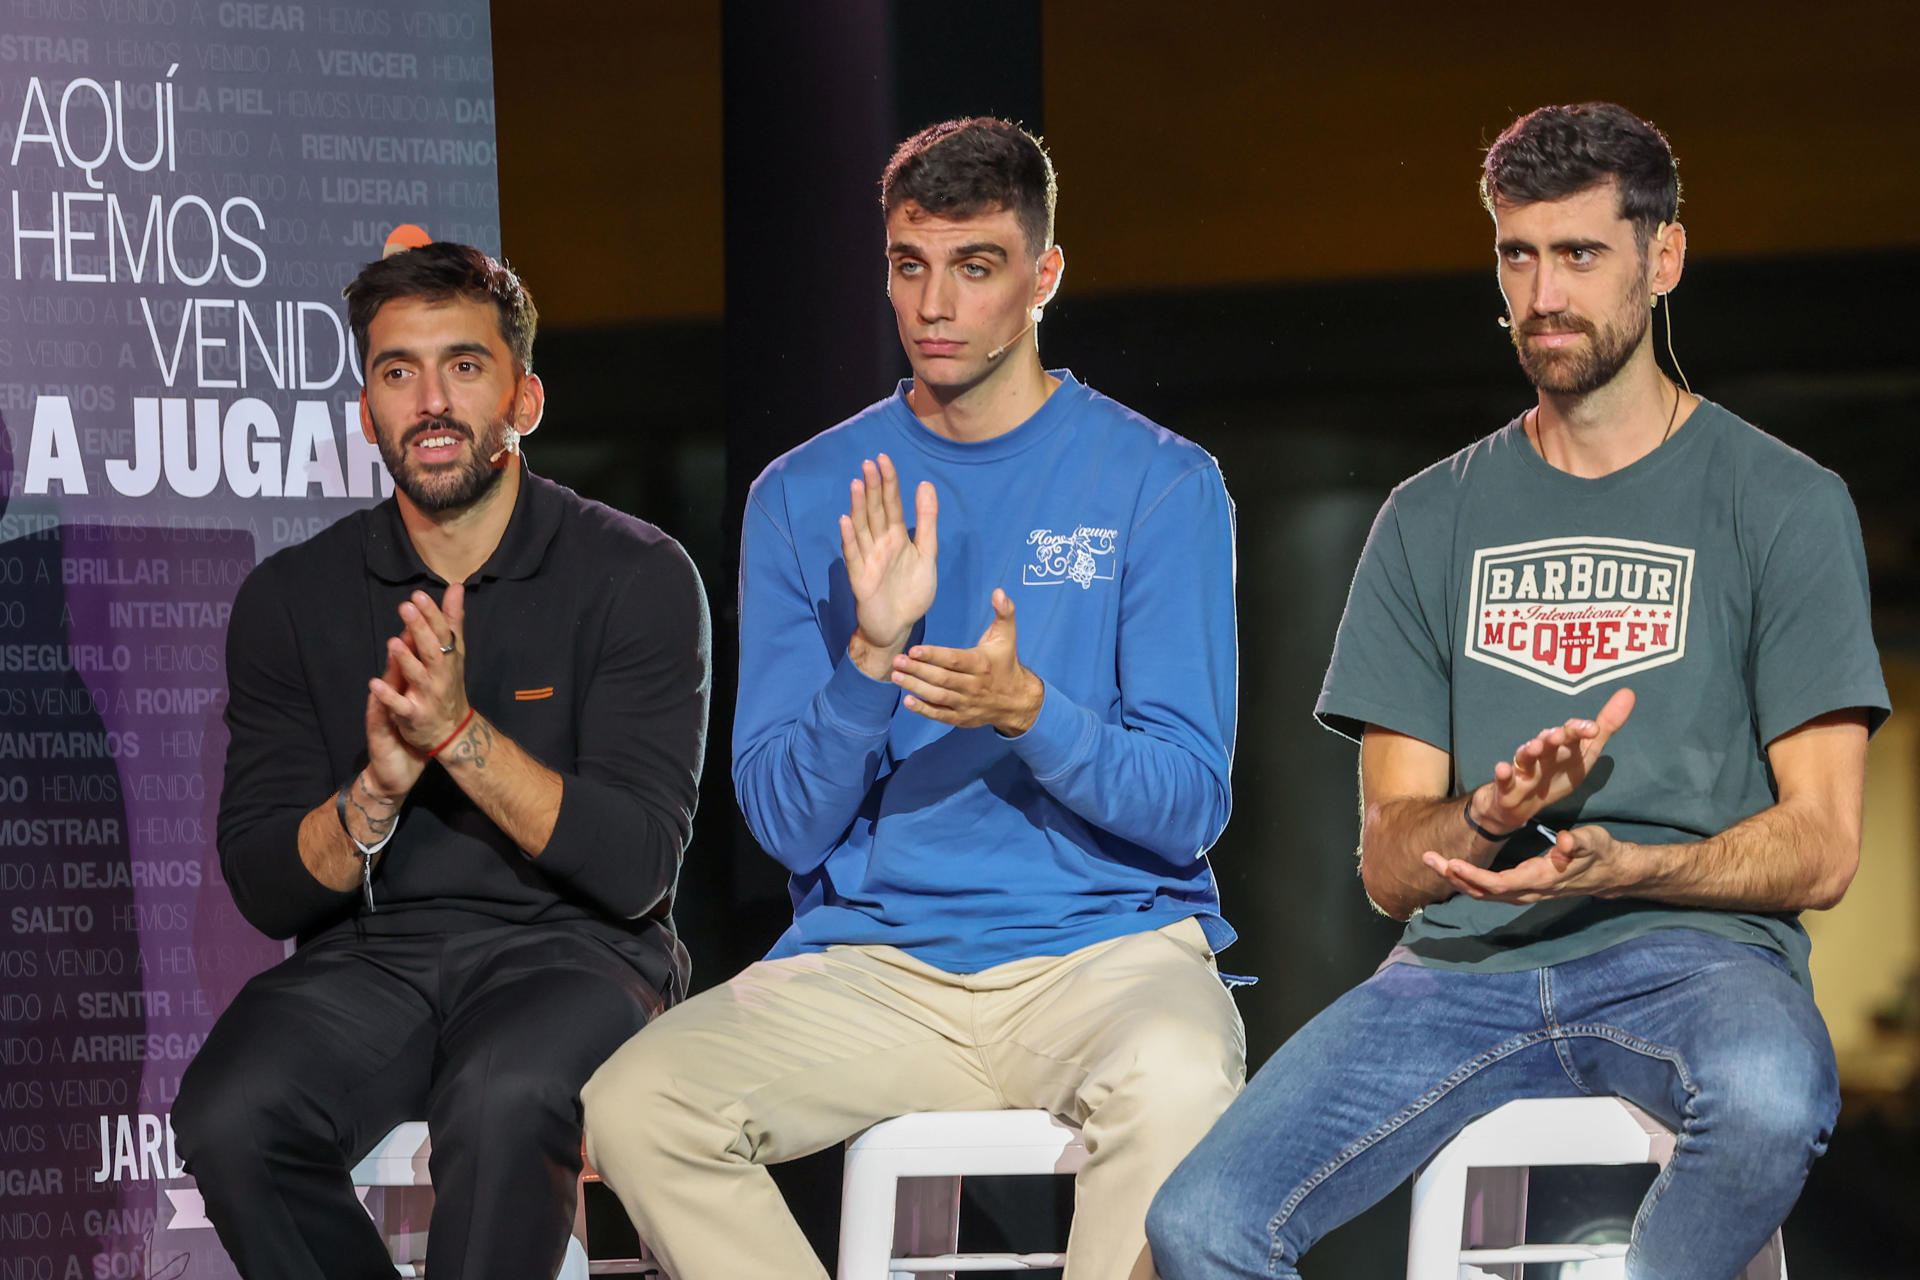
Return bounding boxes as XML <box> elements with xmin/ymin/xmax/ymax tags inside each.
<box><xmin>892</xmin><ymin>588</ymin><xmax>1044</xmax><ymax>735</ymax></box>
<box><xmin>1422</xmin><ymin>824</ymin><xmax>1647</xmax><ymax>904</ymax></box>
<box><xmin>370</xmin><ymin>584</ymin><xmax>473</xmax><ymax>756</ymax></box>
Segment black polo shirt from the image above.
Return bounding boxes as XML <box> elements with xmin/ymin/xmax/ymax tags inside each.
<box><xmin>217</xmin><ymin>466</ymin><xmax>709</xmax><ymax>997</ymax></box>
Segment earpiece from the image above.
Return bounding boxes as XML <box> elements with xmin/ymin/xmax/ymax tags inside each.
<box><xmin>1643</xmin><ymin>221</ymin><xmax>1691</xmax><ymax>395</ymax></box>
<box><xmin>1651</xmin><ymin>221</ymin><xmax>1675</xmax><ymax>303</ymax></box>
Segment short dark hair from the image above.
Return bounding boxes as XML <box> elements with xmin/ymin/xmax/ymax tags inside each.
<box><xmin>880</xmin><ymin>118</ymin><xmax>1056</xmax><ymax>259</ymax></box>
<box><xmin>1481</xmin><ymin>103</ymin><xmax>1681</xmax><ymax>249</ymax></box>
<box><xmin>343</xmin><ymin>242</ymin><xmax>538</xmax><ymax>374</ymax></box>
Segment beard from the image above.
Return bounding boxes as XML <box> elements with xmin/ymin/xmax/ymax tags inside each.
<box><xmin>1509</xmin><ymin>287</ymin><xmax>1650</xmax><ymax>397</ymax></box>
<box><xmin>374</xmin><ymin>412</ymin><xmax>508</xmax><ymax>514</ymax></box>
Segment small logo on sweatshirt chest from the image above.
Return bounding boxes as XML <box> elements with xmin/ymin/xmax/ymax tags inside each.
<box><xmin>1023</xmin><ymin>525</ymin><xmax>1118</xmax><ymax>589</ymax></box>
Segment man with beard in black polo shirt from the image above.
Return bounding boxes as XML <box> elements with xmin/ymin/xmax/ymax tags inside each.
<box><xmin>172</xmin><ymin>242</ymin><xmax>711</xmax><ymax>1280</ymax></box>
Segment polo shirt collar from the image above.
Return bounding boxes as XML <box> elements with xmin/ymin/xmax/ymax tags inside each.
<box><xmin>362</xmin><ymin>463</ymin><xmax>563</xmax><ymax>586</ymax></box>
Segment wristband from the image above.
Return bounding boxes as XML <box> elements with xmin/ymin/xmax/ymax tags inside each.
<box><xmin>1461</xmin><ymin>794</ymin><xmax>1525</xmax><ymax>842</ymax></box>
<box><xmin>428</xmin><ymin>707</ymin><xmax>477</xmax><ymax>757</ymax></box>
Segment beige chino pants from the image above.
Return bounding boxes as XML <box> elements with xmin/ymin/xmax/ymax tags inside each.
<box><xmin>582</xmin><ymin>917</ymin><xmax>1246</xmax><ymax>1280</ymax></box>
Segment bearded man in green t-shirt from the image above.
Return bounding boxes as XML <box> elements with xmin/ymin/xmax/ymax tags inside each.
<box><xmin>1147</xmin><ymin>102</ymin><xmax>1890</xmax><ymax>1280</ymax></box>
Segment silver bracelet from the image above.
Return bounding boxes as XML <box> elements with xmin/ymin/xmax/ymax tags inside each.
<box><xmin>334</xmin><ymin>777</ymin><xmax>396</xmax><ymax>911</ymax></box>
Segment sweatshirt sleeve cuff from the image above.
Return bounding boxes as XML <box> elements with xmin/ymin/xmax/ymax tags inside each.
<box><xmin>818</xmin><ymin>649</ymin><xmax>902</xmax><ymax>736</ymax></box>
<box><xmin>1003</xmin><ymin>678</ymin><xmax>1096</xmax><ymax>780</ymax></box>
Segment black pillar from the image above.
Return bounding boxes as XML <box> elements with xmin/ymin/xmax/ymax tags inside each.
<box><xmin>722</xmin><ymin>1</ymin><xmax>1044</xmax><ymax>506</ymax></box>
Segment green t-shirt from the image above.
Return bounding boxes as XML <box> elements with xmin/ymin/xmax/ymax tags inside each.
<box><xmin>1316</xmin><ymin>401</ymin><xmax>1890</xmax><ymax>986</ymax></box>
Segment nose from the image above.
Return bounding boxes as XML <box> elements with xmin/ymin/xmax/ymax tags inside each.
<box><xmin>917</xmin><ymin>267</ymin><xmax>955</xmax><ymax>323</ymax></box>
<box><xmin>414</xmin><ymin>367</ymin><xmax>451</xmax><ymax>419</ymax></box>
<box><xmin>1530</xmin><ymin>260</ymin><xmax>1569</xmax><ymax>316</ymax></box>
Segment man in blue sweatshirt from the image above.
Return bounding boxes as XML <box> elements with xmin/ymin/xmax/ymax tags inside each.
<box><xmin>583</xmin><ymin>118</ymin><xmax>1245</xmax><ymax>1280</ymax></box>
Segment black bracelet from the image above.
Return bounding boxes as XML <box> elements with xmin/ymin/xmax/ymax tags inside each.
<box><xmin>1461</xmin><ymin>795</ymin><xmax>1525</xmax><ymax>842</ymax></box>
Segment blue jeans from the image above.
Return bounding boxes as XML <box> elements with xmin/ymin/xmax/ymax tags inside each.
<box><xmin>1146</xmin><ymin>929</ymin><xmax>1837</xmax><ymax>1280</ymax></box>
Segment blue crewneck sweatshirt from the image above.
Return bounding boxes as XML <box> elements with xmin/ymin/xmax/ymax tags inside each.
<box><xmin>734</xmin><ymin>372</ymin><xmax>1238</xmax><ymax>971</ymax></box>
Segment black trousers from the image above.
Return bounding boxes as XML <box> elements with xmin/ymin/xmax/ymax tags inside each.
<box><xmin>174</xmin><ymin>920</ymin><xmax>664</xmax><ymax>1280</ymax></box>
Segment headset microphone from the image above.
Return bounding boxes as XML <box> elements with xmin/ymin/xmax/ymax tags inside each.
<box><xmin>489</xmin><ymin>425</ymin><xmax>521</xmax><ymax>466</ymax></box>
<box><xmin>489</xmin><ymin>377</ymin><xmax>530</xmax><ymax>465</ymax></box>
<box><xmin>986</xmin><ymin>306</ymin><xmax>1045</xmax><ymax>361</ymax></box>
<box><xmin>986</xmin><ymin>321</ymin><xmax>1034</xmax><ymax>361</ymax></box>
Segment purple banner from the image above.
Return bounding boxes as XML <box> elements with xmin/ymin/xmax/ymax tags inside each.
<box><xmin>2</xmin><ymin>4</ymin><xmax>496</xmax><ymax>1275</ymax></box>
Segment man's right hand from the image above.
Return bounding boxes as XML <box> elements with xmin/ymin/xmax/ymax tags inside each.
<box><xmin>299</xmin><ymin>649</ymin><xmax>423</xmax><ymax>892</ymax></box>
<box><xmin>840</xmin><ymin>452</ymin><xmax>938</xmax><ymax>680</ymax></box>
<box><xmin>362</xmin><ymin>647</ymin><xmax>425</xmax><ymax>804</ymax></box>
<box><xmin>1473</xmin><ymin>686</ymin><xmax>1636</xmax><ymax>832</ymax></box>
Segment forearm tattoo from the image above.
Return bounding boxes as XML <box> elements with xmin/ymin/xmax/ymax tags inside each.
<box><xmin>440</xmin><ymin>715</ymin><xmax>493</xmax><ymax>770</ymax></box>
<box><xmin>349</xmin><ymin>775</ymin><xmax>400</xmax><ymax>839</ymax></box>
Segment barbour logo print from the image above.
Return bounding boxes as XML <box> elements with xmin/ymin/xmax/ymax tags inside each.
<box><xmin>1464</xmin><ymin>536</ymin><xmax>1694</xmax><ymax>693</ymax></box>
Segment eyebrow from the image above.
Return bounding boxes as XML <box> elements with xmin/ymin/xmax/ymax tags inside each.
<box><xmin>369</xmin><ymin>339</ymin><xmax>495</xmax><ymax>370</ymax></box>
<box><xmin>952</xmin><ymin>241</ymin><xmax>1009</xmax><ymax>261</ymax></box>
<box><xmin>887</xmin><ymin>239</ymin><xmax>1010</xmax><ymax>262</ymax></box>
<box><xmin>1498</xmin><ymin>237</ymin><xmax>1613</xmax><ymax>255</ymax></box>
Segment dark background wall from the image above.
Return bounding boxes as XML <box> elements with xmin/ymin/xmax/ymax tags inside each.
<box><xmin>491</xmin><ymin>3</ymin><xmax>1920</xmax><ymax>1274</ymax></box>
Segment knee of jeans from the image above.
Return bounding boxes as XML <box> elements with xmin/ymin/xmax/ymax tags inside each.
<box><xmin>1695</xmin><ymin>1033</ymin><xmax>1839</xmax><ymax>1156</ymax></box>
<box><xmin>1145</xmin><ymin>1167</ymin><xmax>1207</xmax><ymax>1270</ymax></box>
<box><xmin>1147</xmin><ymin>1155</ymin><xmax>1250</xmax><ymax>1280</ymax></box>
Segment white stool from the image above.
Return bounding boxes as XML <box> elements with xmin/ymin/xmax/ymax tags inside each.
<box><xmin>1407</xmin><ymin>1096</ymin><xmax>1787</xmax><ymax>1280</ymax></box>
<box><xmin>350</xmin><ymin>1122</ymin><xmax>660</xmax><ymax>1277</ymax></box>
<box><xmin>838</xmin><ymin>1109</ymin><xmax>1087</xmax><ymax>1279</ymax></box>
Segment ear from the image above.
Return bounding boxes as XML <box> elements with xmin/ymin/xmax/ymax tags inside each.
<box><xmin>511</xmin><ymin>372</ymin><xmax>546</xmax><ymax>438</ymax></box>
<box><xmin>1649</xmin><ymin>220</ymin><xmax>1685</xmax><ymax>299</ymax></box>
<box><xmin>1032</xmin><ymin>244</ymin><xmax>1065</xmax><ymax>312</ymax></box>
<box><xmin>358</xmin><ymin>388</ymin><xmax>377</xmax><ymax>445</ymax></box>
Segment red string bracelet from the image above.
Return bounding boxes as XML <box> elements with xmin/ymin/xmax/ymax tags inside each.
<box><xmin>429</xmin><ymin>708</ymin><xmax>476</xmax><ymax>757</ymax></box>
